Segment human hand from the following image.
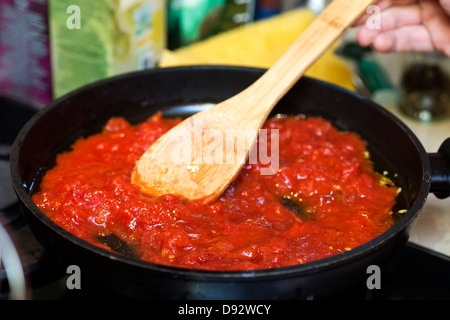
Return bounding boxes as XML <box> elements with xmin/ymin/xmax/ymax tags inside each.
<box><xmin>355</xmin><ymin>0</ymin><xmax>450</xmax><ymax>56</ymax></box>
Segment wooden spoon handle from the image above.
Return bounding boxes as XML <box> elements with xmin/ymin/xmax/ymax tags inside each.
<box><xmin>234</xmin><ymin>0</ymin><xmax>377</xmax><ymax>120</ymax></box>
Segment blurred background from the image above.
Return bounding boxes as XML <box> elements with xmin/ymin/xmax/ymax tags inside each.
<box><xmin>1</xmin><ymin>0</ymin><xmax>449</xmax><ymax>123</ymax></box>
<box><xmin>0</xmin><ymin>0</ymin><xmax>307</xmax><ymax>107</ymax></box>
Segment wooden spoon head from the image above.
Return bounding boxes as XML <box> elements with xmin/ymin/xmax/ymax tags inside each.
<box><xmin>132</xmin><ymin>0</ymin><xmax>377</xmax><ymax>201</ymax></box>
<box><xmin>131</xmin><ymin>108</ymin><xmax>258</xmax><ymax>200</ymax></box>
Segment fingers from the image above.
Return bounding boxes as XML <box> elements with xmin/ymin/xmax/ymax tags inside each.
<box><xmin>354</xmin><ymin>0</ymin><xmax>450</xmax><ymax>55</ymax></box>
<box><xmin>353</xmin><ymin>0</ymin><xmax>418</xmax><ymax>26</ymax></box>
<box><xmin>419</xmin><ymin>0</ymin><xmax>450</xmax><ymax>55</ymax></box>
<box><xmin>439</xmin><ymin>0</ymin><xmax>450</xmax><ymax>16</ymax></box>
<box><xmin>368</xmin><ymin>25</ymin><xmax>435</xmax><ymax>52</ymax></box>
<box><xmin>356</xmin><ymin>4</ymin><xmax>422</xmax><ymax>47</ymax></box>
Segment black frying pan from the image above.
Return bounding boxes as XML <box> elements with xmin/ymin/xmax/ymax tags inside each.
<box><xmin>10</xmin><ymin>66</ymin><xmax>450</xmax><ymax>299</ymax></box>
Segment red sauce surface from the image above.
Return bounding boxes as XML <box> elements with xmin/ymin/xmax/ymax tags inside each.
<box><xmin>32</xmin><ymin>113</ymin><xmax>399</xmax><ymax>270</ymax></box>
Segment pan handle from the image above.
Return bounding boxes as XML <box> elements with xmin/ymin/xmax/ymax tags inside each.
<box><xmin>429</xmin><ymin>138</ymin><xmax>450</xmax><ymax>199</ymax></box>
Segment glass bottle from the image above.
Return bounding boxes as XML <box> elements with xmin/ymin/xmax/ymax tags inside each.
<box><xmin>399</xmin><ymin>52</ymin><xmax>450</xmax><ymax>122</ymax></box>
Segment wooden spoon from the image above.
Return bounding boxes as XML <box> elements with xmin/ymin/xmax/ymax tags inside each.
<box><xmin>132</xmin><ymin>0</ymin><xmax>376</xmax><ymax>201</ymax></box>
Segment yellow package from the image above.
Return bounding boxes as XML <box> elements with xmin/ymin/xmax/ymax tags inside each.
<box><xmin>160</xmin><ymin>7</ymin><xmax>354</xmax><ymax>90</ymax></box>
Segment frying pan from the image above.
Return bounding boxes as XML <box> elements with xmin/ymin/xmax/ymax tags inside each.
<box><xmin>10</xmin><ymin>66</ymin><xmax>450</xmax><ymax>299</ymax></box>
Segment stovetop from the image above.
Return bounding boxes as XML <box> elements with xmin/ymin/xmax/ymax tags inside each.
<box><xmin>1</xmin><ymin>96</ymin><xmax>450</xmax><ymax>300</ymax></box>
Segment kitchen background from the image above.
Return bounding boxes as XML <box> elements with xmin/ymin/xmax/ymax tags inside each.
<box><xmin>1</xmin><ymin>0</ymin><xmax>450</xmax><ymax>299</ymax></box>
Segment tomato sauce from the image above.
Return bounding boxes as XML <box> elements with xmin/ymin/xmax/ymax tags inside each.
<box><xmin>32</xmin><ymin>113</ymin><xmax>399</xmax><ymax>270</ymax></box>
